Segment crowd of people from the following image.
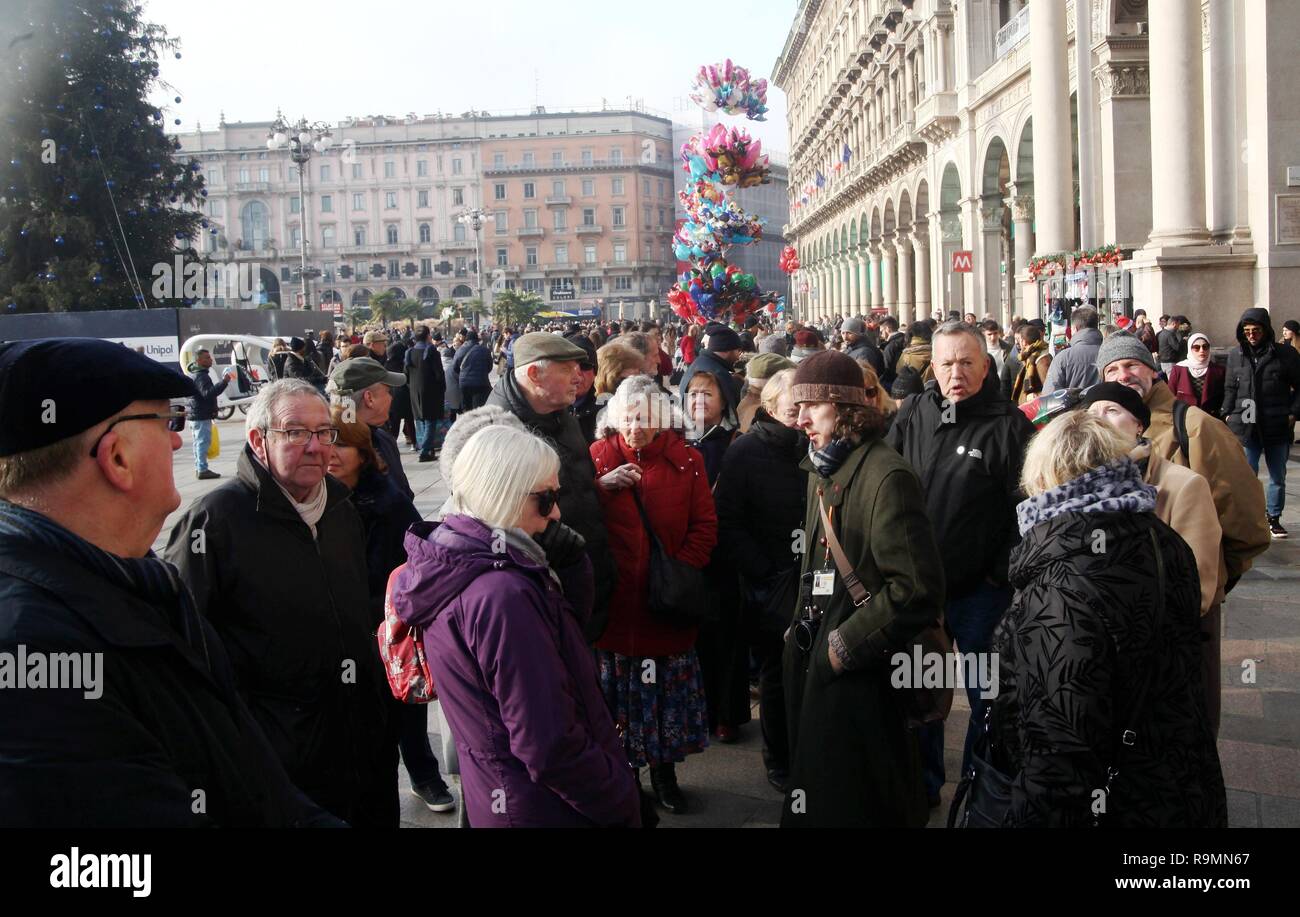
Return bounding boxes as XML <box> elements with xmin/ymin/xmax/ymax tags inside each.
<box><xmin>0</xmin><ymin>297</ymin><xmax>1293</xmax><ymax>828</ymax></box>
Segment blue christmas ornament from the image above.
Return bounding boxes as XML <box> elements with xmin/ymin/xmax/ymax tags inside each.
<box><xmin>18</xmin><ymin>229</ymin><xmax>29</xmax><ymax>237</ymax></box>
<box><xmin>92</xmin><ymin>274</ymin><xmax>103</xmax><ymax>284</ymax></box>
<box><xmin>174</xmin><ymin>96</ymin><xmax>181</xmax><ymax>103</ymax></box>
<box><xmin>67</xmin><ymin>193</ymin><xmax>79</xmax><ymax>202</ymax></box>
<box><xmin>175</xmin><ymin>52</ymin><xmax>182</xmax><ymax>59</ymax></box>
<box><xmin>199</xmin><ymin>189</ymin><xmax>207</xmax><ymax>197</ymax></box>
<box><xmin>54</xmin><ymin>235</ymin><xmax>64</xmax><ymax>245</ymax></box>
<box><xmin>55</xmin><ymin>104</ymin><xmax>65</xmax><ymax>112</ymax></box>
<box><xmin>93</xmin><ymin>104</ymin><xmax>105</xmax><ymax>112</ymax></box>
<box><xmin>105</xmin><ymin>180</ymin><xmax>115</xmax><ymax>188</ymax></box>
<box><xmin>173</xmin><ymin>119</ymin><xmax>181</xmax><ymax>125</ymax></box>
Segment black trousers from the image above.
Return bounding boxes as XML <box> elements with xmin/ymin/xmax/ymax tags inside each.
<box><xmin>697</xmin><ymin>571</ymin><xmax>752</xmax><ymax>730</ymax></box>
<box><xmin>395</xmin><ymin>700</ymin><xmax>445</xmax><ymax>790</ymax></box>
<box><xmin>460</xmin><ymin>385</ymin><xmax>491</xmax><ymax>411</ymax></box>
<box><xmin>752</xmin><ymin>631</ymin><xmax>789</xmax><ymax>772</ymax></box>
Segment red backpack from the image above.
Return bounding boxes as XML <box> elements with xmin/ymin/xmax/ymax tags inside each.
<box><xmin>378</xmin><ymin>564</ymin><xmax>436</xmax><ymax>704</ymax></box>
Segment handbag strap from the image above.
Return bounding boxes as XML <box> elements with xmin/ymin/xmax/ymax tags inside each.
<box><xmin>1098</xmin><ymin>526</ymin><xmax>1166</xmax><ymax>814</ymax></box>
<box><xmin>629</xmin><ymin>488</ymin><xmax>662</xmax><ymax>551</ymax></box>
<box><xmin>816</xmin><ymin>494</ymin><xmax>871</xmax><ymax>607</ymax></box>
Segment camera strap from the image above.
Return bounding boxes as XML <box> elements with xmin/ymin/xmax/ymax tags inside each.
<box><xmin>817</xmin><ymin>494</ymin><xmax>871</xmax><ymax>608</ymax></box>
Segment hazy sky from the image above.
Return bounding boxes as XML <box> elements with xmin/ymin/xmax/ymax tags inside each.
<box><xmin>143</xmin><ymin>0</ymin><xmax>795</xmax><ymax>160</ymax></box>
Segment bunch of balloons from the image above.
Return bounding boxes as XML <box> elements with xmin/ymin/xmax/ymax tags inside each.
<box><xmin>689</xmin><ymin>59</ymin><xmax>769</xmax><ymax>121</ymax></box>
<box><xmin>779</xmin><ymin>245</ymin><xmax>800</xmax><ymax>274</ymax></box>
<box><xmin>667</xmin><ymin>256</ymin><xmax>777</xmax><ymax>324</ymax></box>
<box><xmin>674</xmin><ymin>195</ymin><xmax>764</xmax><ymax>260</ymax></box>
<box><xmin>680</xmin><ymin>126</ymin><xmax>770</xmax><ymax>189</ymax></box>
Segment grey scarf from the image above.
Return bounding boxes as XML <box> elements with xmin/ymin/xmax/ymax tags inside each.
<box><xmin>1016</xmin><ymin>457</ymin><xmax>1157</xmax><ymax>536</ymax></box>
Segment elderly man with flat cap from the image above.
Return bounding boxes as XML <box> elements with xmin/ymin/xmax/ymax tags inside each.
<box><xmin>1095</xmin><ymin>333</ymin><xmax>1269</xmax><ymax>734</ymax></box>
<box><xmin>165</xmin><ymin>378</ymin><xmax>396</xmax><ymax>826</ymax></box>
<box><xmin>0</xmin><ymin>339</ymin><xmax>340</xmax><ymax>827</ymax></box>
<box><xmin>485</xmin><ymin>331</ymin><xmax>618</xmax><ymax>640</ymax></box>
<box><xmin>329</xmin><ymin>356</ymin><xmax>413</xmax><ymax>500</ymax></box>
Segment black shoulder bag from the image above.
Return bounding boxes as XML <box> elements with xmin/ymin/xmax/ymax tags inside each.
<box><xmin>630</xmin><ymin>489</ymin><xmax>715</xmax><ymax>627</ymax></box>
<box><xmin>948</xmin><ymin>527</ymin><xmax>1166</xmax><ymax>828</ymax></box>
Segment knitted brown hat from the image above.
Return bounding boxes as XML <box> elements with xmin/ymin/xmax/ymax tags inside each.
<box><xmin>790</xmin><ymin>350</ymin><xmax>868</xmax><ymax>406</ymax></box>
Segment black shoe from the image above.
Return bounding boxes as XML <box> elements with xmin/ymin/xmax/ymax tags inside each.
<box><xmin>196</xmin><ymin>469</ymin><xmax>221</xmax><ymax>480</ymax></box>
<box><xmin>411</xmin><ymin>781</ymin><xmax>455</xmax><ymax>812</ymax></box>
<box><xmin>766</xmin><ymin>767</ymin><xmax>789</xmax><ymax>794</ymax></box>
<box><xmin>649</xmin><ymin>763</ymin><xmax>687</xmax><ymax>814</ymax></box>
<box><xmin>1269</xmin><ymin>516</ymin><xmax>1288</xmax><ymax>538</ymax></box>
<box><xmin>418</xmin><ymin>452</ymin><xmax>435</xmax><ymax>463</ymax></box>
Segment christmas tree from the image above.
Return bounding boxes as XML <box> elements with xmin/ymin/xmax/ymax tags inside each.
<box><xmin>0</xmin><ymin>0</ymin><xmax>206</xmax><ymax>313</ymax></box>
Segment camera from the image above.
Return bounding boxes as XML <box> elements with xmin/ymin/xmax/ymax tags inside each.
<box><xmin>794</xmin><ymin>571</ymin><xmax>823</xmax><ymax>653</ymax></box>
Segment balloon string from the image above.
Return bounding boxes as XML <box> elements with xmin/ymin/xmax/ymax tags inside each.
<box><xmin>81</xmin><ymin>112</ymin><xmax>150</xmax><ymax>309</ymax></box>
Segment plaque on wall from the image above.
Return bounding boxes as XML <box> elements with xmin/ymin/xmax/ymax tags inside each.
<box><xmin>1277</xmin><ymin>195</ymin><xmax>1300</xmax><ymax>245</ymax></box>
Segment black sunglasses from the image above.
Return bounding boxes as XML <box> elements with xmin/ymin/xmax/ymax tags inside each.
<box><xmin>530</xmin><ymin>488</ymin><xmax>561</xmax><ymax>516</ymax></box>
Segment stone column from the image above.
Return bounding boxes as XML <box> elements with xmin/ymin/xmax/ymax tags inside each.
<box><xmin>1074</xmin><ymin>0</ymin><xmax>1098</xmax><ymax>248</ymax></box>
<box><xmin>1029</xmin><ymin>0</ymin><xmax>1074</xmax><ymax>254</ymax></box>
<box><xmin>896</xmin><ymin>230</ymin><xmax>914</xmax><ymax>327</ymax></box>
<box><xmin>937</xmin><ymin>23</ymin><xmax>950</xmax><ymax>93</ymax></box>
<box><xmin>1206</xmin><ymin>0</ymin><xmax>1245</xmax><ymax>241</ymax></box>
<box><xmin>1009</xmin><ymin>194</ymin><xmax>1035</xmax><ymax>273</ymax></box>
<box><xmin>869</xmin><ymin>242</ymin><xmax>883</xmax><ymax>312</ymax></box>
<box><xmin>1146</xmin><ymin>0</ymin><xmax>1209</xmax><ymax>247</ymax></box>
<box><xmin>881</xmin><ymin>236</ymin><xmax>897</xmax><ymax>313</ymax></box>
<box><xmin>857</xmin><ymin>251</ymin><xmax>871</xmax><ymax>312</ymax></box>
<box><xmin>913</xmin><ymin>226</ymin><xmax>931</xmax><ymax>319</ymax></box>
<box><xmin>979</xmin><ymin>200</ymin><xmax>1004</xmax><ymax>320</ymax></box>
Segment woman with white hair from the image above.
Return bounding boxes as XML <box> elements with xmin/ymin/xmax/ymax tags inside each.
<box><xmin>387</xmin><ymin>425</ymin><xmax>641</xmax><ymax>827</ymax></box>
<box><xmin>590</xmin><ymin>375</ymin><xmax>718</xmax><ymax>815</ymax></box>
<box><xmin>967</xmin><ymin>411</ymin><xmax>1227</xmax><ymax>828</ymax></box>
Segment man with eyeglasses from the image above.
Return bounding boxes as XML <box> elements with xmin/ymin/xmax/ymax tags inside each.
<box><xmin>0</xmin><ymin>339</ymin><xmax>341</xmax><ymax>826</ymax></box>
<box><xmin>165</xmin><ymin>379</ymin><xmax>397</xmax><ymax>827</ymax></box>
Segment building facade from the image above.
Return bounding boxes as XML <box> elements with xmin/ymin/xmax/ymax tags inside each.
<box><xmin>776</xmin><ymin>0</ymin><xmax>1300</xmax><ymax>342</ymax></box>
<box><xmin>173</xmin><ymin>108</ymin><xmax>680</xmax><ymax>320</ymax></box>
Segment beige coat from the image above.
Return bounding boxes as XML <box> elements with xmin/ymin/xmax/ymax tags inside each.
<box><xmin>737</xmin><ymin>387</ymin><xmax>761</xmax><ymax>433</ymax></box>
<box><xmin>1143</xmin><ymin>381</ymin><xmax>1270</xmax><ymax>599</ymax></box>
<box><xmin>1134</xmin><ymin>443</ymin><xmax>1222</xmax><ymax>614</ymax></box>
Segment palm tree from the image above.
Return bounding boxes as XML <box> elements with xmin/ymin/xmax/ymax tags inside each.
<box><xmin>368</xmin><ymin>290</ymin><xmax>399</xmax><ymax>328</ymax></box>
<box><xmin>394</xmin><ymin>297</ymin><xmax>422</xmax><ymax>326</ymax></box>
<box><xmin>491</xmin><ymin>289</ymin><xmax>545</xmax><ymax>329</ymax></box>
<box><xmin>342</xmin><ymin>305</ymin><xmax>370</xmax><ymax>333</ymax></box>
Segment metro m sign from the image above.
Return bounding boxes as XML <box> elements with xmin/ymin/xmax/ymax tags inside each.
<box><xmin>951</xmin><ymin>250</ymin><xmax>974</xmax><ymax>273</ymax></box>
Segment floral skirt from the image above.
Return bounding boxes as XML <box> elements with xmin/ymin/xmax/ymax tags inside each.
<box><xmin>596</xmin><ymin>648</ymin><xmax>709</xmax><ymax>768</ymax></box>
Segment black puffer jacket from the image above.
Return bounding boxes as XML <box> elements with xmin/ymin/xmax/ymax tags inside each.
<box><xmin>188</xmin><ymin>363</ymin><xmax>230</xmax><ymax>421</ymax></box>
<box><xmin>487</xmin><ymin>371</ymin><xmax>618</xmax><ymax>641</ymax></box>
<box><xmin>351</xmin><ymin>464</ymin><xmax>422</xmax><ymax>622</ymax></box>
<box><xmin>713</xmin><ymin>411</ymin><xmax>808</xmax><ymax>585</ymax></box>
<box><xmin>844</xmin><ymin>340</ymin><xmax>885</xmax><ymax>377</ymax></box>
<box><xmin>991</xmin><ymin>509</ymin><xmax>1227</xmax><ymax>828</ymax></box>
<box><xmin>164</xmin><ymin>446</ymin><xmax>395</xmax><ymax>827</ymax></box>
<box><xmin>885</xmin><ymin>367</ymin><xmax>1034</xmax><ymax>597</ymax></box>
<box><xmin>1221</xmin><ymin>307</ymin><xmax>1300</xmax><ymax>447</ymax></box>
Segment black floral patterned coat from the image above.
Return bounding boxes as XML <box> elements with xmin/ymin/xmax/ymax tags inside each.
<box><xmin>990</xmin><ymin>510</ymin><xmax>1228</xmax><ymax>827</ymax></box>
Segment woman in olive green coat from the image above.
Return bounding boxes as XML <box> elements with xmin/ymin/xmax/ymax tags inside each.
<box><xmin>781</xmin><ymin>351</ymin><xmax>946</xmax><ymax>828</ymax></box>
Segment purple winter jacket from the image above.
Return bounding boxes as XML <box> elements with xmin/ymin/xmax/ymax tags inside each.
<box><xmin>390</xmin><ymin>514</ymin><xmax>640</xmax><ymax>828</ymax></box>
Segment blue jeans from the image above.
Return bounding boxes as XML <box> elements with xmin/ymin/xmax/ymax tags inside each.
<box><xmin>918</xmin><ymin>580</ymin><xmax>1013</xmax><ymax>798</ymax></box>
<box><xmin>191</xmin><ymin>419</ymin><xmax>212</xmax><ymax>472</ymax></box>
<box><xmin>414</xmin><ymin>419</ymin><xmax>443</xmax><ymax>456</ymax></box>
<box><xmin>1245</xmin><ymin>440</ymin><xmax>1289</xmax><ymax>518</ymax></box>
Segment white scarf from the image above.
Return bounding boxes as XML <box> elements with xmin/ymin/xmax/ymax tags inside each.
<box><xmin>1177</xmin><ymin>332</ymin><xmax>1211</xmax><ymax>379</ymax></box>
<box><xmin>257</xmin><ymin>452</ymin><xmax>329</xmax><ymax>538</ymax></box>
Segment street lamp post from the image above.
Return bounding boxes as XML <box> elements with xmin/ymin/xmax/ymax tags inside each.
<box><xmin>455</xmin><ymin>207</ymin><xmax>494</xmax><ymax>327</ymax></box>
<box><xmin>267</xmin><ymin>114</ymin><xmax>333</xmax><ymax>310</ymax></box>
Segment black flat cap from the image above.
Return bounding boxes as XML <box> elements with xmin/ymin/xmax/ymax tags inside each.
<box><xmin>0</xmin><ymin>338</ymin><xmax>197</xmax><ymax>457</ymax></box>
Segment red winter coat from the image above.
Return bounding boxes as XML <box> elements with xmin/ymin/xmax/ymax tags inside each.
<box><xmin>590</xmin><ymin>430</ymin><xmax>718</xmax><ymax>658</ymax></box>
<box><xmin>1167</xmin><ymin>363</ymin><xmax>1226</xmax><ymax>417</ymax></box>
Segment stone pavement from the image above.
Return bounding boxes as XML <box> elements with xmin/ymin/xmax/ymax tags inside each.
<box><xmin>156</xmin><ymin>416</ymin><xmax>1300</xmax><ymax>828</ymax></box>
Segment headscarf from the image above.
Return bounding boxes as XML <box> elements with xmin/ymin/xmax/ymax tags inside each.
<box><xmin>1178</xmin><ymin>332</ymin><xmax>1211</xmax><ymax>379</ymax></box>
